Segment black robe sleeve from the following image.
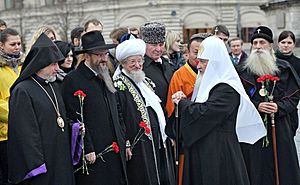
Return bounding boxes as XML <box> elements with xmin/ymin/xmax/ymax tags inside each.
<box><xmin>8</xmin><ymin>87</ymin><xmax>45</xmax><ymax>184</ymax></box>
<box><xmin>275</xmin><ymin>67</ymin><xmax>300</xmax><ymax>118</ymax></box>
<box><xmin>179</xmin><ymin>83</ymin><xmax>240</xmax><ymax>148</ymax></box>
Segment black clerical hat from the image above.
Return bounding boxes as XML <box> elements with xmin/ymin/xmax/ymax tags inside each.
<box><xmin>250</xmin><ymin>26</ymin><xmax>273</xmax><ymax>44</ymax></box>
<box><xmin>75</xmin><ymin>31</ymin><xmax>116</xmax><ymax>54</ymax></box>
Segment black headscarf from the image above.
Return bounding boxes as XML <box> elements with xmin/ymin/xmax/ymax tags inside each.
<box><xmin>10</xmin><ymin>33</ymin><xmax>64</xmax><ymax>92</ymax></box>
<box><xmin>54</xmin><ymin>40</ymin><xmax>76</xmax><ymax>71</ymax></box>
<box><xmin>54</xmin><ymin>41</ymin><xmax>72</xmax><ymax>57</ymax></box>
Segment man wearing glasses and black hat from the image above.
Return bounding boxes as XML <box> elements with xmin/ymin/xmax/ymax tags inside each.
<box><xmin>61</xmin><ymin>31</ymin><xmax>127</xmax><ymax>185</ymax></box>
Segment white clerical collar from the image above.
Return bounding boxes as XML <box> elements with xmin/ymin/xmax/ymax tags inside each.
<box><xmin>155</xmin><ymin>58</ymin><xmax>162</xmax><ymax>64</ymax></box>
<box><xmin>84</xmin><ymin>62</ymin><xmax>98</xmax><ymax>76</ymax></box>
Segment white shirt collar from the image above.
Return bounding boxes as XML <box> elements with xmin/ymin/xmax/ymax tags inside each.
<box><xmin>155</xmin><ymin>57</ymin><xmax>162</xmax><ymax>64</ymax></box>
<box><xmin>84</xmin><ymin>61</ymin><xmax>98</xmax><ymax>76</ymax></box>
<box><xmin>232</xmin><ymin>53</ymin><xmax>242</xmax><ymax>60</ymax></box>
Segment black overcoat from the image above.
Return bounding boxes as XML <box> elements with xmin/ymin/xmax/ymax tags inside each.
<box><xmin>61</xmin><ymin>62</ymin><xmax>127</xmax><ymax>185</ymax></box>
<box><xmin>276</xmin><ymin>50</ymin><xmax>300</xmax><ymax>134</ymax></box>
<box><xmin>143</xmin><ymin>55</ymin><xmax>174</xmax><ymax>107</ymax></box>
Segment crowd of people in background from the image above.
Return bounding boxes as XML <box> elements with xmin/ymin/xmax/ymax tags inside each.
<box><xmin>0</xmin><ymin>16</ymin><xmax>300</xmax><ymax>185</ymax></box>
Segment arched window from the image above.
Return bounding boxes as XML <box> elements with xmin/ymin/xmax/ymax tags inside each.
<box><xmin>240</xmin><ymin>11</ymin><xmax>266</xmax><ymax>43</ymax></box>
<box><xmin>182</xmin><ymin>11</ymin><xmax>216</xmax><ymax>43</ymax></box>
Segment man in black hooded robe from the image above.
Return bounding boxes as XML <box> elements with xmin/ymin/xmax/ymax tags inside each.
<box><xmin>8</xmin><ymin>33</ymin><xmax>82</xmax><ymax>185</ymax></box>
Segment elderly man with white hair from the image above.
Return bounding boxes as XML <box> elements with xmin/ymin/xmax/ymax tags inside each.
<box><xmin>238</xmin><ymin>26</ymin><xmax>300</xmax><ymax>185</ymax></box>
<box><xmin>113</xmin><ymin>39</ymin><xmax>174</xmax><ymax>185</ymax></box>
<box><xmin>172</xmin><ymin>36</ymin><xmax>266</xmax><ymax>185</ymax></box>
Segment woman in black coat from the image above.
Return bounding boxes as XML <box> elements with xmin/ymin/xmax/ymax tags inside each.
<box><xmin>275</xmin><ymin>30</ymin><xmax>300</xmax><ymax>76</ymax></box>
<box><xmin>54</xmin><ymin>41</ymin><xmax>75</xmax><ymax>82</ymax></box>
<box><xmin>275</xmin><ymin>30</ymin><xmax>300</xmax><ymax>136</ymax></box>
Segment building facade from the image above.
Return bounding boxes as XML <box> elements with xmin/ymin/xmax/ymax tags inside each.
<box><xmin>0</xmin><ymin>0</ymin><xmax>268</xmax><ymax>50</ymax></box>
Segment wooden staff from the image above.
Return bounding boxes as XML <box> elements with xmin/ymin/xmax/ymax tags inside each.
<box><xmin>269</xmin><ymin>96</ymin><xmax>279</xmax><ymax>185</ymax></box>
<box><xmin>175</xmin><ymin>104</ymin><xmax>179</xmax><ymax>185</ymax></box>
<box><xmin>270</xmin><ymin>112</ymin><xmax>279</xmax><ymax>185</ymax></box>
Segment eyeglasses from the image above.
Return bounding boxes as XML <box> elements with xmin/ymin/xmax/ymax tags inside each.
<box><xmin>127</xmin><ymin>59</ymin><xmax>144</xmax><ymax>66</ymax></box>
<box><xmin>88</xmin><ymin>51</ymin><xmax>109</xmax><ymax>58</ymax></box>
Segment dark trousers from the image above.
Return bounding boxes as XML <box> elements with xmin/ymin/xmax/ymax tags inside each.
<box><xmin>0</xmin><ymin>141</ymin><xmax>9</xmax><ymax>185</ymax></box>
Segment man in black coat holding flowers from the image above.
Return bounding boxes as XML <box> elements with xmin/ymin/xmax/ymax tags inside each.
<box><xmin>61</xmin><ymin>31</ymin><xmax>127</xmax><ymax>185</ymax></box>
<box><xmin>238</xmin><ymin>26</ymin><xmax>300</xmax><ymax>185</ymax></box>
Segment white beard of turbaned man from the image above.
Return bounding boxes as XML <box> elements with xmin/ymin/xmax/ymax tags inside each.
<box><xmin>244</xmin><ymin>48</ymin><xmax>279</xmax><ymax>76</ymax></box>
<box><xmin>127</xmin><ymin>70</ymin><xmax>146</xmax><ymax>83</ymax></box>
<box><xmin>97</xmin><ymin>64</ymin><xmax>117</xmax><ymax>93</ymax></box>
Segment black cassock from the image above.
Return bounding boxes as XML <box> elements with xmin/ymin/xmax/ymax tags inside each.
<box><xmin>238</xmin><ymin>59</ymin><xmax>300</xmax><ymax>185</ymax></box>
<box><xmin>179</xmin><ymin>83</ymin><xmax>250</xmax><ymax>185</ymax></box>
<box><xmin>114</xmin><ymin>73</ymin><xmax>174</xmax><ymax>185</ymax></box>
<box><xmin>8</xmin><ymin>79</ymin><xmax>75</xmax><ymax>185</ymax></box>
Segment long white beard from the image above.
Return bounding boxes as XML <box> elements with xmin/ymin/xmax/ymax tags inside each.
<box><xmin>127</xmin><ymin>70</ymin><xmax>146</xmax><ymax>83</ymax></box>
<box><xmin>244</xmin><ymin>48</ymin><xmax>279</xmax><ymax>76</ymax></box>
<box><xmin>98</xmin><ymin>64</ymin><xmax>116</xmax><ymax>93</ymax></box>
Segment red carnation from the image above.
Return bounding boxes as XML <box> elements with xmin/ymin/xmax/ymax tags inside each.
<box><xmin>112</xmin><ymin>142</ymin><xmax>119</xmax><ymax>153</ymax></box>
<box><xmin>139</xmin><ymin>121</ymin><xmax>147</xmax><ymax>129</ymax></box>
<box><xmin>145</xmin><ymin>127</ymin><xmax>151</xmax><ymax>134</ymax></box>
<box><xmin>263</xmin><ymin>74</ymin><xmax>273</xmax><ymax>80</ymax></box>
<box><xmin>257</xmin><ymin>77</ymin><xmax>263</xmax><ymax>83</ymax></box>
<box><xmin>271</xmin><ymin>76</ymin><xmax>280</xmax><ymax>81</ymax></box>
<box><xmin>74</xmin><ymin>90</ymin><xmax>87</xmax><ymax>97</ymax></box>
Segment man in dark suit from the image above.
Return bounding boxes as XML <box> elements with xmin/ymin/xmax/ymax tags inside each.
<box><xmin>61</xmin><ymin>31</ymin><xmax>127</xmax><ymax>185</ymax></box>
<box><xmin>228</xmin><ymin>37</ymin><xmax>248</xmax><ymax>68</ymax></box>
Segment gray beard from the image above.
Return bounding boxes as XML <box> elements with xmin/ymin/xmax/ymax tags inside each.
<box><xmin>244</xmin><ymin>48</ymin><xmax>279</xmax><ymax>76</ymax></box>
<box><xmin>127</xmin><ymin>70</ymin><xmax>146</xmax><ymax>83</ymax></box>
<box><xmin>46</xmin><ymin>75</ymin><xmax>56</xmax><ymax>83</ymax></box>
<box><xmin>98</xmin><ymin>64</ymin><xmax>116</xmax><ymax>93</ymax></box>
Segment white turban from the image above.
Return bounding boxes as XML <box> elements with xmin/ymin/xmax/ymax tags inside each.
<box><xmin>116</xmin><ymin>39</ymin><xmax>146</xmax><ymax>62</ymax></box>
